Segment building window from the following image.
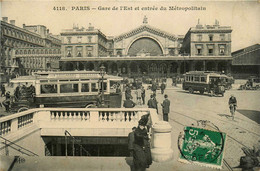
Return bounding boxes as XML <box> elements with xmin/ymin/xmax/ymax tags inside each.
<box><xmin>116</xmin><ymin>50</ymin><xmax>122</xmax><ymax>57</ymax></box>
<box><xmin>220</xmin><ymin>34</ymin><xmax>225</xmax><ymax>41</ymax></box>
<box><xmin>168</xmin><ymin>48</ymin><xmax>175</xmax><ymax>56</ymax></box>
<box><xmin>76</xmin><ymin>46</ymin><xmax>83</xmax><ymax>57</ymax></box>
<box><xmin>66</xmin><ymin>47</ymin><xmax>72</xmax><ymax>57</ymax></box>
<box><xmin>207</xmin><ymin>44</ymin><xmax>214</xmax><ymax>55</ymax></box>
<box><xmin>195</xmin><ymin>44</ymin><xmax>203</xmax><ymax>55</ymax></box>
<box><xmin>197</xmin><ymin>35</ymin><xmax>202</xmax><ymax>41</ymax></box>
<box><xmin>88</xmin><ymin>36</ymin><xmax>92</xmax><ymax>43</ymax></box>
<box><xmin>219</xmin><ymin>45</ymin><xmax>226</xmax><ymax>55</ymax></box>
<box><xmin>108</xmin><ymin>43</ymin><xmax>113</xmax><ymax>49</ymax></box>
<box><xmin>209</xmin><ymin>35</ymin><xmax>213</xmax><ymax>41</ymax></box>
<box><xmin>67</xmin><ymin>37</ymin><xmax>71</xmax><ymax>43</ymax></box>
<box><xmin>77</xmin><ymin>37</ymin><xmax>82</xmax><ymax>43</ymax></box>
<box><xmin>87</xmin><ymin>46</ymin><xmax>93</xmax><ymax>57</ymax></box>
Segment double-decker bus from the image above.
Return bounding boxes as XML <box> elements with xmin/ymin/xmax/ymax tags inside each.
<box><xmin>182</xmin><ymin>71</ymin><xmax>226</xmax><ymax>96</ymax></box>
<box><xmin>10</xmin><ymin>71</ymin><xmax>123</xmax><ymax>112</ymax></box>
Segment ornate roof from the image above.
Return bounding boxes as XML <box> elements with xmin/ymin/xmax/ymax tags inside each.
<box><xmin>114</xmin><ymin>24</ymin><xmax>179</xmax><ymax>42</ymax></box>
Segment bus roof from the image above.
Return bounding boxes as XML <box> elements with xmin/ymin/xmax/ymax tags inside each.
<box><xmin>11</xmin><ymin>71</ymin><xmax>123</xmax><ymax>83</ymax></box>
<box><xmin>184</xmin><ymin>71</ymin><xmax>227</xmax><ymax>77</ymax></box>
<box><xmin>10</xmin><ymin>75</ymin><xmax>37</xmax><ymax>83</ymax></box>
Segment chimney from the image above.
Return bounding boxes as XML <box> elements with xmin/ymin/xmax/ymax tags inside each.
<box><xmin>10</xmin><ymin>20</ymin><xmax>15</xmax><ymax>25</ymax></box>
<box><xmin>2</xmin><ymin>17</ymin><xmax>8</xmax><ymax>22</ymax></box>
<box><xmin>47</xmin><ymin>29</ymin><xmax>49</xmax><ymax>34</ymax></box>
<box><xmin>23</xmin><ymin>24</ymin><xmax>26</xmax><ymax>28</ymax></box>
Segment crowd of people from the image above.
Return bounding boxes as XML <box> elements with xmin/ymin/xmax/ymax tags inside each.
<box><xmin>123</xmin><ymin>80</ymin><xmax>170</xmax><ymax>122</ymax></box>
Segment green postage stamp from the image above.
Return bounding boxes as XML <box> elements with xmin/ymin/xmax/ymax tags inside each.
<box><xmin>179</xmin><ymin>126</ymin><xmax>226</xmax><ymax>169</ymax></box>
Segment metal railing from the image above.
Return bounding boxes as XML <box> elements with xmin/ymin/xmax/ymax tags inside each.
<box><xmin>64</xmin><ymin>130</ymin><xmax>91</xmax><ymax>157</ymax></box>
<box><xmin>0</xmin><ymin>136</ymin><xmax>38</xmax><ymax>156</ymax></box>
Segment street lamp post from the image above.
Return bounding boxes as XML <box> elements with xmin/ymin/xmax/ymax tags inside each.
<box><xmin>100</xmin><ymin>65</ymin><xmax>105</xmax><ymax>106</ymax></box>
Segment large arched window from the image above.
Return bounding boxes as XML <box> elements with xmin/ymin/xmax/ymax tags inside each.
<box><xmin>128</xmin><ymin>37</ymin><xmax>163</xmax><ymax>56</ymax></box>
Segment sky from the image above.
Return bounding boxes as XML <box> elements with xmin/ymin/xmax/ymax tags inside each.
<box><xmin>1</xmin><ymin>0</ymin><xmax>260</xmax><ymax>52</ymax></box>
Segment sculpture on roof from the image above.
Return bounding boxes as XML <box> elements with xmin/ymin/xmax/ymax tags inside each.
<box><xmin>143</xmin><ymin>15</ymin><xmax>148</xmax><ymax>24</ymax></box>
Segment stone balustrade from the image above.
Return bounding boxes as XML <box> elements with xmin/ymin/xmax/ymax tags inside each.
<box><xmin>0</xmin><ymin>107</ymin><xmax>173</xmax><ymax>162</ymax></box>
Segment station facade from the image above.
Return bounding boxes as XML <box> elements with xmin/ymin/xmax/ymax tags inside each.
<box><xmin>60</xmin><ymin>18</ymin><xmax>232</xmax><ymax>78</ymax></box>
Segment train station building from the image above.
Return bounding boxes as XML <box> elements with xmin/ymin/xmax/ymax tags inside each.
<box><xmin>59</xmin><ymin>17</ymin><xmax>232</xmax><ymax>78</ymax></box>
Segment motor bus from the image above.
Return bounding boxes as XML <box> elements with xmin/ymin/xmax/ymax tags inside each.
<box><xmin>10</xmin><ymin>71</ymin><xmax>123</xmax><ymax>112</ymax></box>
<box><xmin>182</xmin><ymin>71</ymin><xmax>226</xmax><ymax>96</ymax></box>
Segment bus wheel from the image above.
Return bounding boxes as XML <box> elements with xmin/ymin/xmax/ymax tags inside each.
<box><xmin>18</xmin><ymin>106</ymin><xmax>29</xmax><ymax>113</ymax></box>
<box><xmin>188</xmin><ymin>87</ymin><xmax>193</xmax><ymax>94</ymax></box>
<box><xmin>85</xmin><ymin>104</ymin><xmax>97</xmax><ymax>108</ymax></box>
<box><xmin>199</xmin><ymin>90</ymin><xmax>204</xmax><ymax>94</ymax></box>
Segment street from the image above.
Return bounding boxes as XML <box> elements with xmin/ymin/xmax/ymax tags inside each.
<box><xmin>143</xmin><ymin>84</ymin><xmax>260</xmax><ymax>170</ymax></box>
<box><xmin>1</xmin><ymin>83</ymin><xmax>260</xmax><ymax>170</ymax></box>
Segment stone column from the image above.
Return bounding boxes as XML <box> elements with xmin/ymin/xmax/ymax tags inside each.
<box><xmin>151</xmin><ymin>121</ymin><xmax>173</xmax><ymax>162</ymax></box>
<box><xmin>203</xmin><ymin>60</ymin><xmax>206</xmax><ymax>71</ymax></box>
<box><xmin>127</xmin><ymin>62</ymin><xmax>130</xmax><ymax>77</ymax></box>
<box><xmin>177</xmin><ymin>62</ymin><xmax>181</xmax><ymax>75</ymax></box>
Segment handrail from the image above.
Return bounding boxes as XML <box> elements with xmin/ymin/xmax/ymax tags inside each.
<box><xmin>0</xmin><ymin>136</ymin><xmax>38</xmax><ymax>156</ymax></box>
<box><xmin>64</xmin><ymin>130</ymin><xmax>91</xmax><ymax>157</ymax></box>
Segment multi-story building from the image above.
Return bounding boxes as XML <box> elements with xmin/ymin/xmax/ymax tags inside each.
<box><xmin>13</xmin><ymin>47</ymin><xmax>61</xmax><ymax>75</ymax></box>
<box><xmin>59</xmin><ymin>18</ymin><xmax>232</xmax><ymax>78</ymax></box>
<box><xmin>0</xmin><ymin>17</ymin><xmax>61</xmax><ymax>82</ymax></box>
<box><xmin>181</xmin><ymin>20</ymin><xmax>232</xmax><ymax>73</ymax></box>
<box><xmin>231</xmin><ymin>44</ymin><xmax>260</xmax><ymax>78</ymax></box>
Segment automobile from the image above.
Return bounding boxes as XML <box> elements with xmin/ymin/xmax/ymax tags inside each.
<box><xmin>239</xmin><ymin>76</ymin><xmax>260</xmax><ymax>90</ymax></box>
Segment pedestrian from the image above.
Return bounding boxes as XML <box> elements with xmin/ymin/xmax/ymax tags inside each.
<box><xmin>1</xmin><ymin>85</ymin><xmax>6</xmax><ymax>97</ymax></box>
<box><xmin>135</xmin><ymin>87</ymin><xmax>142</xmax><ymax>105</ymax></box>
<box><xmin>96</xmin><ymin>92</ymin><xmax>102</xmax><ymax>107</ymax></box>
<box><xmin>123</xmin><ymin>96</ymin><xmax>136</xmax><ymax>108</ymax></box>
<box><xmin>128</xmin><ymin>127</ymin><xmax>136</xmax><ymax>157</ymax></box>
<box><xmin>133</xmin><ymin>119</ymin><xmax>151</xmax><ymax>171</ymax></box>
<box><xmin>3</xmin><ymin>91</ymin><xmax>11</xmax><ymax>112</ymax></box>
<box><xmin>141</xmin><ymin>86</ymin><xmax>145</xmax><ymax>105</ymax></box>
<box><xmin>160</xmin><ymin>82</ymin><xmax>166</xmax><ymax>94</ymax></box>
<box><xmin>151</xmin><ymin>82</ymin><xmax>157</xmax><ymax>94</ymax></box>
<box><xmin>161</xmin><ymin>94</ymin><xmax>170</xmax><ymax>121</ymax></box>
<box><xmin>125</xmin><ymin>84</ymin><xmax>132</xmax><ymax>100</ymax></box>
<box><xmin>147</xmin><ymin>95</ymin><xmax>158</xmax><ymax>113</ymax></box>
<box><xmin>228</xmin><ymin>94</ymin><xmax>237</xmax><ymax>120</ymax></box>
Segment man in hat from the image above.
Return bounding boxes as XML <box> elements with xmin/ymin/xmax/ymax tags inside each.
<box><xmin>161</xmin><ymin>94</ymin><xmax>170</xmax><ymax>121</ymax></box>
<box><xmin>147</xmin><ymin>94</ymin><xmax>158</xmax><ymax>113</ymax></box>
<box><xmin>160</xmin><ymin>82</ymin><xmax>166</xmax><ymax>94</ymax></box>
